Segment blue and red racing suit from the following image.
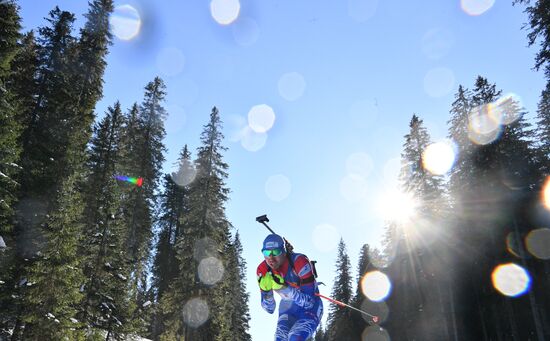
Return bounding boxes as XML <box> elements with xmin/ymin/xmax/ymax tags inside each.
<box><xmin>256</xmin><ymin>252</ymin><xmax>323</xmax><ymax>341</ymax></box>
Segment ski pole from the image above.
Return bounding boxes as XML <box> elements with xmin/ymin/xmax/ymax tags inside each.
<box><xmin>315</xmin><ymin>293</ymin><xmax>379</xmax><ymax>323</ymax></box>
<box><xmin>256</xmin><ymin>214</ymin><xmax>294</xmax><ymax>252</ymax></box>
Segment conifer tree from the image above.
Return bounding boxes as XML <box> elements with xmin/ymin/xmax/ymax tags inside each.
<box><xmin>314</xmin><ymin>322</ymin><xmax>326</xmax><ymax>341</ymax></box>
<box><xmin>119</xmin><ymin>78</ymin><xmax>167</xmax><ymax>333</ymax></box>
<box><xmin>349</xmin><ymin>244</ymin><xmax>380</xmax><ymax>338</ymax></box>
<box><xmin>150</xmin><ymin>145</ymin><xmax>193</xmax><ymax>339</ymax></box>
<box><xmin>0</xmin><ymin>0</ymin><xmax>22</xmax><ymax>239</ymax></box>
<box><xmin>447</xmin><ymin>76</ymin><xmax>542</xmax><ymax>339</ymax></box>
<box><xmin>7</xmin><ymin>31</ymin><xmax>39</xmax><ymax>129</ymax></box>
<box><xmin>514</xmin><ymin>0</ymin><xmax>550</xmax><ymax>72</ymax></box>
<box><xmin>326</xmin><ymin>238</ymin><xmax>354</xmax><ymax>341</ymax></box>
<box><xmin>10</xmin><ymin>4</ymin><xmax>114</xmax><ymax>337</ymax></box>
<box><xmin>79</xmin><ymin>102</ymin><xmax>135</xmax><ymax>339</ymax></box>
<box><xmin>160</xmin><ymin>107</ymin><xmax>233</xmax><ymax>340</ymax></box>
<box><xmin>535</xmin><ymin>82</ymin><xmax>550</xmax><ymax>174</ymax></box>
<box><xmin>0</xmin><ymin>0</ymin><xmax>23</xmax><ymax>333</ymax></box>
<box><xmin>384</xmin><ymin>114</ymin><xmax>449</xmax><ymax>340</ymax></box>
<box><xmin>227</xmin><ymin>232</ymin><xmax>251</xmax><ymax>341</ymax></box>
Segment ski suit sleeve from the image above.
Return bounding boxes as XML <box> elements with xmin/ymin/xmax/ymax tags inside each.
<box><xmin>275</xmin><ymin>255</ymin><xmax>316</xmax><ymax>310</ymax></box>
<box><xmin>257</xmin><ymin>261</ymin><xmax>275</xmax><ymax>314</ymax></box>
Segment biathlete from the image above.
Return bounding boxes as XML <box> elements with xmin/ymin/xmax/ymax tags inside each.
<box><xmin>256</xmin><ymin>234</ymin><xmax>323</xmax><ymax>341</ymax></box>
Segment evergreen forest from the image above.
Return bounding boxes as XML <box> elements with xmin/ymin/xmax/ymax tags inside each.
<box><xmin>0</xmin><ymin>0</ymin><xmax>550</xmax><ymax>340</ymax></box>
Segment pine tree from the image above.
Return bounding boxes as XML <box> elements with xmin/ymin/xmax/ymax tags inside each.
<box><xmin>150</xmin><ymin>145</ymin><xmax>193</xmax><ymax>339</ymax></box>
<box><xmin>447</xmin><ymin>76</ymin><xmax>543</xmax><ymax>339</ymax></box>
<box><xmin>0</xmin><ymin>0</ymin><xmax>22</xmax><ymax>238</ymax></box>
<box><xmin>7</xmin><ymin>31</ymin><xmax>40</xmax><ymax>130</ymax></box>
<box><xmin>0</xmin><ymin>0</ymin><xmax>22</xmax><ymax>234</ymax></box>
<box><xmin>0</xmin><ymin>0</ymin><xmax>23</xmax><ymax>333</ymax></box>
<box><xmin>313</xmin><ymin>322</ymin><xmax>326</xmax><ymax>341</ymax></box>
<box><xmin>349</xmin><ymin>244</ymin><xmax>381</xmax><ymax>338</ymax></box>
<box><xmin>514</xmin><ymin>0</ymin><xmax>550</xmax><ymax>72</ymax></box>
<box><xmin>535</xmin><ymin>81</ymin><xmax>550</xmax><ymax>174</ymax></box>
<box><xmin>160</xmin><ymin>107</ymin><xmax>233</xmax><ymax>340</ymax></box>
<box><xmin>10</xmin><ymin>4</ymin><xmax>114</xmax><ymax>337</ymax></box>
<box><xmin>79</xmin><ymin>102</ymin><xmax>135</xmax><ymax>339</ymax></box>
<box><xmin>384</xmin><ymin>114</ymin><xmax>450</xmax><ymax>340</ymax></box>
<box><xmin>119</xmin><ymin>78</ymin><xmax>167</xmax><ymax>333</ymax></box>
<box><xmin>227</xmin><ymin>232</ymin><xmax>252</xmax><ymax>341</ymax></box>
<box><xmin>326</xmin><ymin>238</ymin><xmax>354</xmax><ymax>341</ymax></box>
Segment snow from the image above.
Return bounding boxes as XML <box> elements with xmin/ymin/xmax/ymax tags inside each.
<box><xmin>0</xmin><ymin>236</ymin><xmax>6</xmax><ymax>248</ymax></box>
<box><xmin>116</xmin><ymin>274</ymin><xmax>127</xmax><ymax>281</ymax></box>
<box><xmin>8</xmin><ymin>163</ymin><xmax>22</xmax><ymax>169</ymax></box>
<box><xmin>142</xmin><ymin>300</ymin><xmax>151</xmax><ymax>308</ymax></box>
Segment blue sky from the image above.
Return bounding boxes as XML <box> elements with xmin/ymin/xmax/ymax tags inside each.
<box><xmin>17</xmin><ymin>0</ymin><xmax>546</xmax><ymax>338</ymax></box>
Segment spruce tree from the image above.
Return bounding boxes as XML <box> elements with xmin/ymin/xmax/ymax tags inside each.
<box><xmin>326</xmin><ymin>238</ymin><xmax>354</xmax><ymax>341</ymax></box>
<box><xmin>227</xmin><ymin>232</ymin><xmax>252</xmax><ymax>341</ymax></box>
<box><xmin>447</xmin><ymin>76</ymin><xmax>542</xmax><ymax>339</ymax></box>
<box><xmin>514</xmin><ymin>0</ymin><xmax>550</xmax><ymax>72</ymax></box>
<box><xmin>119</xmin><ymin>78</ymin><xmax>167</xmax><ymax>333</ymax></box>
<box><xmin>535</xmin><ymin>82</ymin><xmax>550</xmax><ymax>174</ymax></box>
<box><xmin>10</xmin><ymin>4</ymin><xmax>114</xmax><ymax>337</ymax></box>
<box><xmin>160</xmin><ymin>107</ymin><xmax>233</xmax><ymax>340</ymax></box>
<box><xmin>150</xmin><ymin>145</ymin><xmax>193</xmax><ymax>339</ymax></box>
<box><xmin>349</xmin><ymin>244</ymin><xmax>381</xmax><ymax>338</ymax></box>
<box><xmin>79</xmin><ymin>102</ymin><xmax>135</xmax><ymax>339</ymax></box>
<box><xmin>385</xmin><ymin>114</ymin><xmax>449</xmax><ymax>340</ymax></box>
<box><xmin>0</xmin><ymin>0</ymin><xmax>23</xmax><ymax>333</ymax></box>
<box><xmin>0</xmin><ymin>0</ymin><xmax>22</xmax><ymax>240</ymax></box>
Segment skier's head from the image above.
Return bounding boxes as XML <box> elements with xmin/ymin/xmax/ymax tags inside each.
<box><xmin>262</xmin><ymin>234</ymin><xmax>286</xmax><ymax>269</ymax></box>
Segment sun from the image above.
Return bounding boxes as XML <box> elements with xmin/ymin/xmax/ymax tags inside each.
<box><xmin>377</xmin><ymin>188</ymin><xmax>418</xmax><ymax>223</ymax></box>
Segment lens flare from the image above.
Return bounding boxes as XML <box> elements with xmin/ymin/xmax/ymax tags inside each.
<box><xmin>525</xmin><ymin>228</ymin><xmax>550</xmax><ymax>260</ymax></box>
<box><xmin>543</xmin><ymin>177</ymin><xmax>550</xmax><ymax>210</ymax></box>
<box><xmin>265</xmin><ymin>174</ymin><xmax>291</xmax><ymax>202</ymax></box>
<box><xmin>346</xmin><ymin>152</ymin><xmax>374</xmax><ymax>178</ymax></box>
<box><xmin>312</xmin><ymin>224</ymin><xmax>341</xmax><ymax>252</ymax></box>
<box><xmin>165</xmin><ymin>104</ymin><xmax>187</xmax><ymax>134</ymax></box>
<box><xmin>359</xmin><ymin>299</ymin><xmax>389</xmax><ymax>323</ymax></box>
<box><xmin>110</xmin><ymin>5</ymin><xmax>141</xmax><ymax>41</ymax></box>
<box><xmin>423</xmin><ymin>67</ymin><xmax>455</xmax><ymax>98</ymax></box>
<box><xmin>193</xmin><ymin>237</ymin><xmax>218</xmax><ymax>261</ymax></box>
<box><xmin>248</xmin><ymin>104</ymin><xmax>275</xmax><ymax>133</ymax></box>
<box><xmin>183</xmin><ymin>297</ymin><xmax>210</xmax><ymax>328</ymax></box>
<box><xmin>340</xmin><ymin>174</ymin><xmax>368</xmax><ymax>202</ymax></box>
<box><xmin>461</xmin><ymin>0</ymin><xmax>495</xmax><ymax>16</ymax></box>
<box><xmin>156</xmin><ymin>47</ymin><xmax>185</xmax><ymax>77</ymax></box>
<box><xmin>489</xmin><ymin>93</ymin><xmax>522</xmax><ymax>125</ymax></box>
<box><xmin>361</xmin><ymin>270</ymin><xmax>391</xmax><ymax>302</ymax></box>
<box><xmin>210</xmin><ymin>0</ymin><xmax>240</xmax><ymax>25</ymax></box>
<box><xmin>171</xmin><ymin>166</ymin><xmax>196</xmax><ymax>187</ymax></box>
<box><xmin>232</xmin><ymin>17</ymin><xmax>260</xmax><ymax>46</ymax></box>
<box><xmin>278</xmin><ymin>72</ymin><xmax>306</xmax><ymax>101</ymax></box>
<box><xmin>468</xmin><ymin>105</ymin><xmax>502</xmax><ymax>145</ymax></box>
<box><xmin>422</xmin><ymin>140</ymin><xmax>456</xmax><ymax>175</ymax></box>
<box><xmin>377</xmin><ymin>189</ymin><xmax>417</xmax><ymax>222</ymax></box>
<box><xmin>505</xmin><ymin>231</ymin><xmax>521</xmax><ymax>258</ymax></box>
<box><xmin>362</xmin><ymin>326</ymin><xmax>390</xmax><ymax>341</ymax></box>
<box><xmin>491</xmin><ymin>263</ymin><xmax>530</xmax><ymax>297</ymax></box>
<box><xmin>422</xmin><ymin>28</ymin><xmax>454</xmax><ymax>60</ymax></box>
<box><xmin>198</xmin><ymin>257</ymin><xmax>224</xmax><ymax>285</ymax></box>
<box><xmin>240</xmin><ymin>126</ymin><xmax>267</xmax><ymax>152</ymax></box>
<box><xmin>348</xmin><ymin>0</ymin><xmax>379</xmax><ymax>23</ymax></box>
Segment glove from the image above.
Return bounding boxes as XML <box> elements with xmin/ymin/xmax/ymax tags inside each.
<box><xmin>258</xmin><ymin>272</ymin><xmax>286</xmax><ymax>291</ymax></box>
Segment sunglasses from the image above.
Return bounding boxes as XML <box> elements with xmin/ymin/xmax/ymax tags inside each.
<box><xmin>262</xmin><ymin>249</ymin><xmax>283</xmax><ymax>257</ymax></box>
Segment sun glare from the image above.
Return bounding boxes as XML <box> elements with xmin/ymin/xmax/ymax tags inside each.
<box><xmin>543</xmin><ymin>176</ymin><xmax>550</xmax><ymax>210</ymax></box>
<box><xmin>377</xmin><ymin>189</ymin><xmax>417</xmax><ymax>222</ymax></box>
